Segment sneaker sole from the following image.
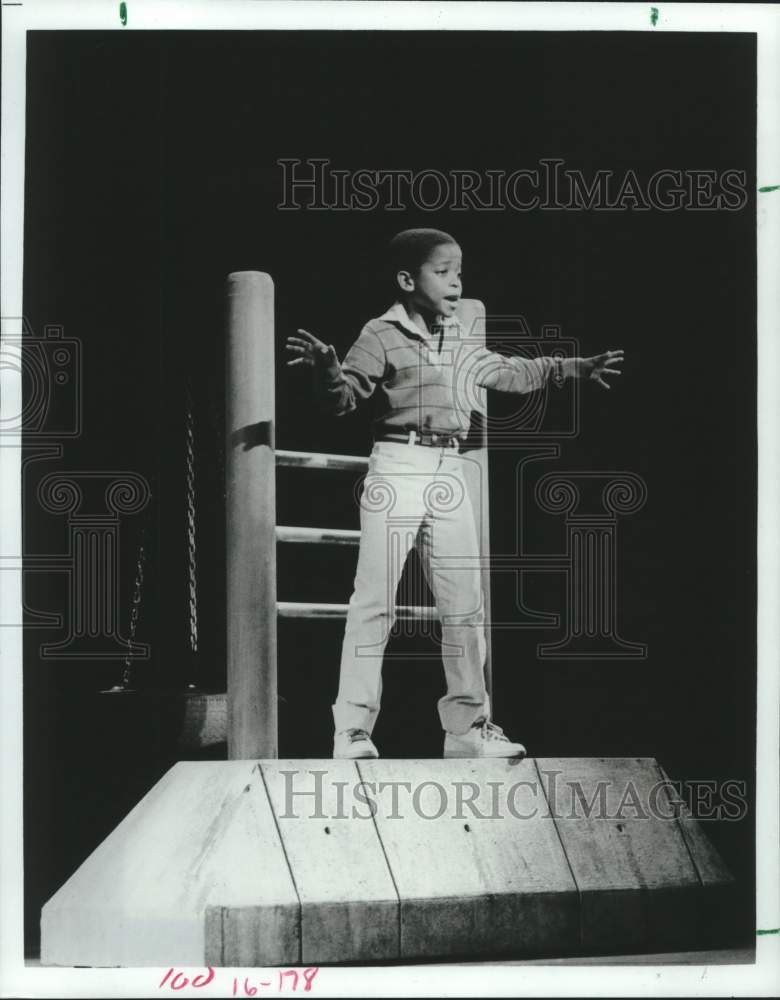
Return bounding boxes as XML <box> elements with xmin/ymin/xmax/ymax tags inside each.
<box><xmin>443</xmin><ymin>748</ymin><xmax>526</xmax><ymax>759</ymax></box>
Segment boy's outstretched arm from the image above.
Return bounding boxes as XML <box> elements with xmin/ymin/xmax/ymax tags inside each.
<box><xmin>285</xmin><ymin>327</ymin><xmax>385</xmax><ymax>414</ymax></box>
<box><xmin>473</xmin><ymin>345</ymin><xmax>624</xmax><ymax>394</ymax></box>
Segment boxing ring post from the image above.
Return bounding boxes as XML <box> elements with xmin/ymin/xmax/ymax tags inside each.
<box><xmin>225</xmin><ymin>271</ymin><xmax>278</xmax><ymax>759</ymax></box>
<box><xmin>454</xmin><ymin>298</ymin><xmax>493</xmax><ymax>701</ymax></box>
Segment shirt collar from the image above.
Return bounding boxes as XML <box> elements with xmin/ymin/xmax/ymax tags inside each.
<box><xmin>378</xmin><ymin>301</ymin><xmax>460</xmax><ymax>342</ymax></box>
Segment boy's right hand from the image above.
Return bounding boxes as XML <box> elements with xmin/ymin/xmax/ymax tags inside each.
<box><xmin>285</xmin><ymin>329</ymin><xmax>339</xmax><ymax>371</ymax></box>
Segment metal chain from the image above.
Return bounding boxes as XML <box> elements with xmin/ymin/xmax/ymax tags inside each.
<box><xmin>185</xmin><ymin>377</ymin><xmax>199</xmax><ymax>686</ymax></box>
<box><xmin>121</xmin><ymin>527</ymin><xmax>147</xmax><ymax>689</ymax></box>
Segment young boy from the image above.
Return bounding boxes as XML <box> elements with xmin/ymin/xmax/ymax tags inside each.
<box><xmin>286</xmin><ymin>228</ymin><xmax>623</xmax><ymax>760</ymax></box>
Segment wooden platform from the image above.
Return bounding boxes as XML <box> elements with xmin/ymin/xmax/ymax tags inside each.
<box><xmin>40</xmin><ymin>758</ymin><xmax>735</xmax><ymax>967</ymax></box>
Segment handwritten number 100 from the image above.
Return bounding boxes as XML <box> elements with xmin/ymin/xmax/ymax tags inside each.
<box><xmin>159</xmin><ymin>968</ymin><xmax>215</xmax><ymax>990</ymax></box>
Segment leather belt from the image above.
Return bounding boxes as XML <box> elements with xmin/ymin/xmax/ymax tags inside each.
<box><xmin>378</xmin><ymin>430</ymin><xmax>463</xmax><ymax>449</ymax></box>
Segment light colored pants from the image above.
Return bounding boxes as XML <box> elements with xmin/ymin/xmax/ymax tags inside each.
<box><xmin>332</xmin><ymin>440</ymin><xmax>491</xmax><ymax>737</ymax></box>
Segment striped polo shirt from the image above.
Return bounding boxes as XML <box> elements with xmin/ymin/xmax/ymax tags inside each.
<box><xmin>319</xmin><ymin>301</ymin><xmax>555</xmax><ymax>439</ymax></box>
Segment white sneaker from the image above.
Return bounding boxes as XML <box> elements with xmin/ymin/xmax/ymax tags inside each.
<box><xmin>443</xmin><ymin>720</ymin><xmax>526</xmax><ymax>759</ymax></box>
<box><xmin>333</xmin><ymin>728</ymin><xmax>379</xmax><ymax>760</ymax></box>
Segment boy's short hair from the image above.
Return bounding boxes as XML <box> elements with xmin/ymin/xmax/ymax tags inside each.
<box><xmin>387</xmin><ymin>228</ymin><xmax>459</xmax><ymax>286</ymax></box>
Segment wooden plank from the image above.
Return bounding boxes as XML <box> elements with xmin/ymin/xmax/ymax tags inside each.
<box><xmin>538</xmin><ymin>758</ymin><xmax>705</xmax><ymax>951</ymax></box>
<box><xmin>41</xmin><ymin>762</ymin><xmax>299</xmax><ymax>967</ymax></box>
<box><xmin>358</xmin><ymin>759</ymin><xmax>579</xmax><ymax>959</ymax></box>
<box><xmin>653</xmin><ymin>763</ymin><xmax>738</xmax><ymax>946</ymax></box>
<box><xmin>260</xmin><ymin>761</ymin><xmax>399</xmax><ymax>963</ymax></box>
<box><xmin>653</xmin><ymin>763</ymin><xmax>735</xmax><ymax>887</ymax></box>
<box><xmin>204</xmin><ymin>904</ymin><xmax>299</xmax><ymax>968</ymax></box>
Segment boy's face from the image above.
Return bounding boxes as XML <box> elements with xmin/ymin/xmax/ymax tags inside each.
<box><xmin>400</xmin><ymin>242</ymin><xmax>463</xmax><ymax>317</ymax></box>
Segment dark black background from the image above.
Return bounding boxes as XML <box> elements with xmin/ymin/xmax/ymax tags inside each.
<box><xmin>22</xmin><ymin>31</ymin><xmax>756</xmax><ymax>955</ymax></box>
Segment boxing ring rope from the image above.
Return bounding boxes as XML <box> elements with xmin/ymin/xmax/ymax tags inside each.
<box><xmin>275</xmin><ymin>525</ymin><xmax>360</xmax><ymax>545</ymax></box>
<box><xmin>276</xmin><ymin>449</ymin><xmax>369</xmax><ymax>472</ymax></box>
<box><xmin>276</xmin><ymin>601</ymin><xmax>438</xmax><ymax>619</ymax></box>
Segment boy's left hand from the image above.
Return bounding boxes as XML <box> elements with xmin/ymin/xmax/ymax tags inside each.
<box><xmin>578</xmin><ymin>349</ymin><xmax>624</xmax><ymax>390</ymax></box>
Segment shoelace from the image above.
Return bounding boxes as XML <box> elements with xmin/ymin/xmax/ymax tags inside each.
<box><xmin>347</xmin><ymin>729</ymin><xmax>371</xmax><ymax>743</ymax></box>
<box><xmin>479</xmin><ymin>721</ymin><xmax>509</xmax><ymax>742</ymax></box>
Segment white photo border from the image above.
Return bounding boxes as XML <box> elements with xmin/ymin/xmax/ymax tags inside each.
<box><xmin>1</xmin><ymin>1</ymin><xmax>778</xmax><ymax>996</ymax></box>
